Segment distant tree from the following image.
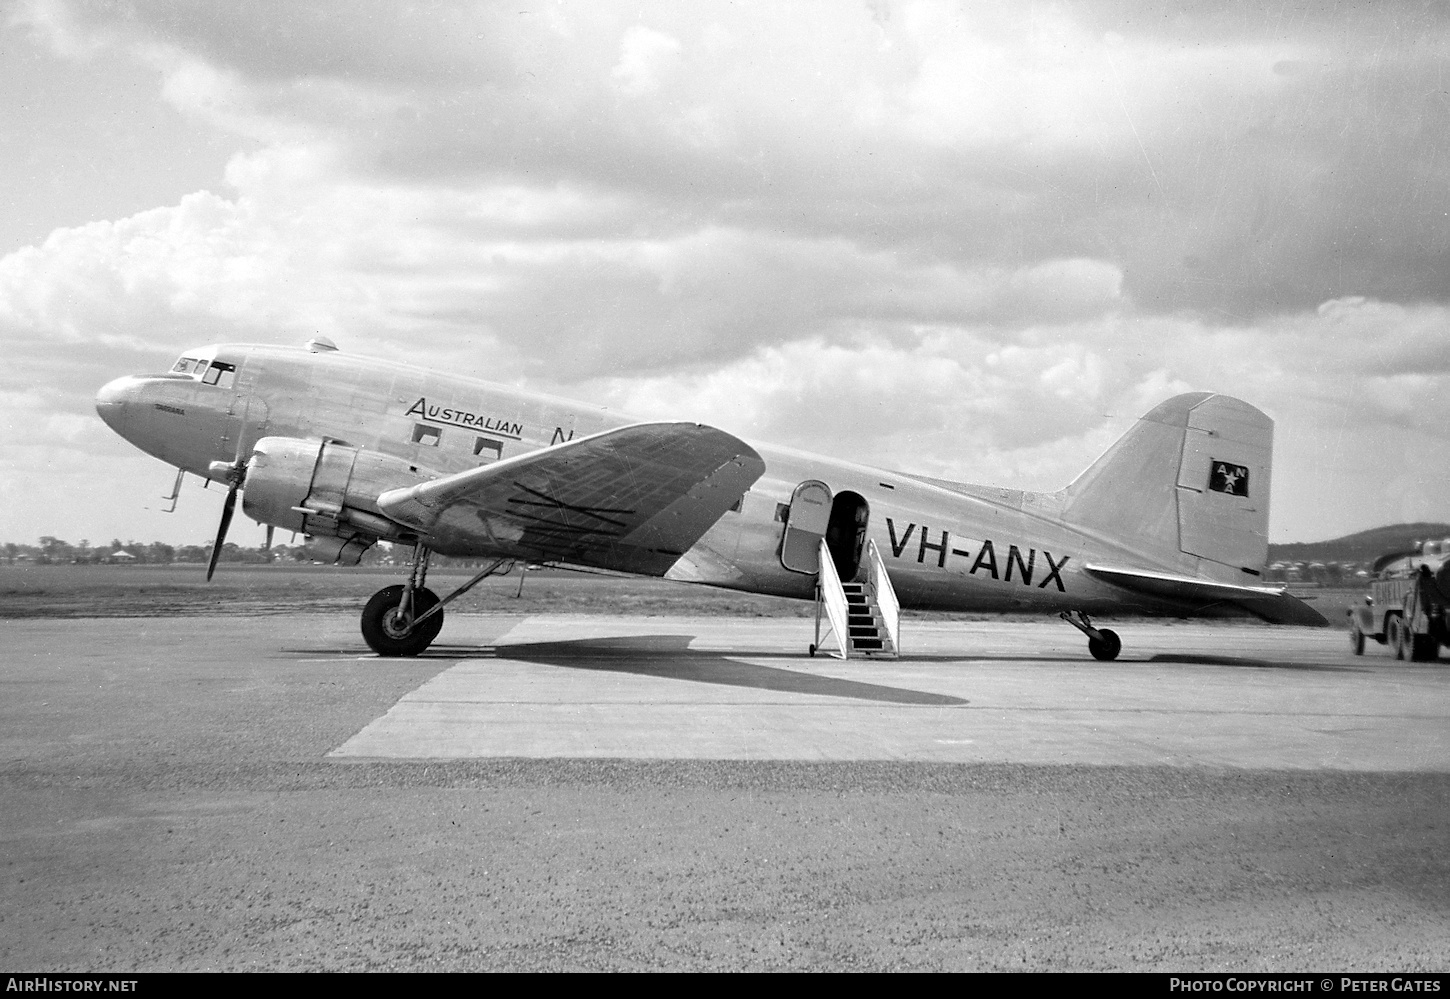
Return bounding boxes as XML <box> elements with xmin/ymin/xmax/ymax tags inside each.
<box><xmin>3</xmin><ymin>543</ymin><xmax>16</xmax><ymax>565</ymax></box>
<box><xmin>38</xmin><ymin>536</ymin><xmax>71</xmax><ymax>565</ymax></box>
<box><xmin>146</xmin><ymin>542</ymin><xmax>175</xmax><ymax>565</ymax></box>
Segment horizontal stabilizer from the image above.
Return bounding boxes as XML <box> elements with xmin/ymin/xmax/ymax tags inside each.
<box><xmin>1084</xmin><ymin>564</ymin><xmax>1329</xmax><ymax>627</ymax></box>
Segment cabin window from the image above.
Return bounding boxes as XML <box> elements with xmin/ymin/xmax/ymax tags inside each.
<box><xmin>412</xmin><ymin>424</ymin><xmax>441</xmax><ymax>446</ymax></box>
<box><xmin>474</xmin><ymin>437</ymin><xmax>502</xmax><ymax>460</ymax></box>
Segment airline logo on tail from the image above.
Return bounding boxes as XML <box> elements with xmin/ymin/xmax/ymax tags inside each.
<box><xmin>1209</xmin><ymin>460</ymin><xmax>1249</xmax><ymax>496</ymax></box>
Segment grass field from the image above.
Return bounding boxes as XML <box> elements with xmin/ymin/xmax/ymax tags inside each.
<box><xmin>0</xmin><ymin>563</ymin><xmax>817</xmax><ymax>619</ymax></box>
<box><xmin>0</xmin><ymin>563</ymin><xmax>1362</xmax><ymax>625</ymax></box>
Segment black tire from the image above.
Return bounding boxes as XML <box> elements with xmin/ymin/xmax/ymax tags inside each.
<box><xmin>1411</xmin><ymin>634</ymin><xmax>1440</xmax><ymax>662</ymax></box>
<box><xmin>1088</xmin><ymin>628</ymin><xmax>1122</xmax><ymax>661</ymax></box>
<box><xmin>1389</xmin><ymin>616</ymin><xmax>1407</xmax><ymax>661</ymax></box>
<box><xmin>1349</xmin><ymin>622</ymin><xmax>1365</xmax><ymax>656</ymax></box>
<box><xmin>361</xmin><ymin>585</ymin><xmax>443</xmax><ymax>657</ymax></box>
<box><xmin>808</xmin><ymin>644</ymin><xmax>817</xmax><ymax>657</ymax></box>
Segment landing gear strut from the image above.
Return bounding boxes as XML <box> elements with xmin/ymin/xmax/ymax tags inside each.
<box><xmin>360</xmin><ymin>545</ymin><xmax>511</xmax><ymax>656</ymax></box>
<box><xmin>1061</xmin><ymin>610</ymin><xmax>1122</xmax><ymax>661</ymax></box>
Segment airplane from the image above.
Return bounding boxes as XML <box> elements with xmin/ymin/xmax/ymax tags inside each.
<box><xmin>94</xmin><ymin>338</ymin><xmax>1327</xmax><ymax>658</ymax></box>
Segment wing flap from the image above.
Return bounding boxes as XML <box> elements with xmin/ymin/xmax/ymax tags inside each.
<box><xmin>1083</xmin><ymin>564</ymin><xmax>1328</xmax><ymax>627</ymax></box>
<box><xmin>378</xmin><ymin>422</ymin><xmax>764</xmax><ymax>574</ymax></box>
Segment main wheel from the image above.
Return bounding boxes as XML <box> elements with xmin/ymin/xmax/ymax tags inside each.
<box><xmin>1349</xmin><ymin>622</ymin><xmax>1365</xmax><ymax>656</ymax></box>
<box><xmin>361</xmin><ymin>585</ymin><xmax>443</xmax><ymax>657</ymax></box>
<box><xmin>1411</xmin><ymin>634</ymin><xmax>1440</xmax><ymax>662</ymax></box>
<box><xmin>1088</xmin><ymin>628</ymin><xmax>1122</xmax><ymax>661</ymax></box>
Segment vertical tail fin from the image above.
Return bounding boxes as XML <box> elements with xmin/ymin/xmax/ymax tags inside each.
<box><xmin>1061</xmin><ymin>393</ymin><xmax>1273</xmax><ymax>578</ymax></box>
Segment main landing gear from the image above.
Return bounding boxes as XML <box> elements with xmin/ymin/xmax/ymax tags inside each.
<box><xmin>1061</xmin><ymin>610</ymin><xmax>1122</xmax><ymax>661</ymax></box>
<box><xmin>360</xmin><ymin>546</ymin><xmax>510</xmax><ymax>656</ymax></box>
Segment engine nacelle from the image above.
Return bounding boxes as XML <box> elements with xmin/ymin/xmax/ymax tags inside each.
<box><xmin>242</xmin><ymin>436</ymin><xmax>433</xmax><ymax>549</ymax></box>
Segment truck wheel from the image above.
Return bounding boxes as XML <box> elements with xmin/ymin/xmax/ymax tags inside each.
<box><xmin>1349</xmin><ymin>622</ymin><xmax>1365</xmax><ymax>656</ymax></box>
<box><xmin>1411</xmin><ymin>634</ymin><xmax>1439</xmax><ymax>662</ymax></box>
<box><xmin>1388</xmin><ymin>616</ymin><xmax>1407</xmax><ymax>660</ymax></box>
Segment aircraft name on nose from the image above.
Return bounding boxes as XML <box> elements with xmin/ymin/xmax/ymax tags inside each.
<box><xmin>885</xmin><ymin>517</ymin><xmax>1068</xmax><ymax>591</ymax></box>
<box><xmin>406</xmin><ymin>397</ymin><xmax>523</xmax><ymax>439</ymax></box>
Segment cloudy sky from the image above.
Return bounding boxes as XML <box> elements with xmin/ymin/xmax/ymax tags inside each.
<box><xmin>2</xmin><ymin>0</ymin><xmax>1448</xmax><ymax>549</ymax></box>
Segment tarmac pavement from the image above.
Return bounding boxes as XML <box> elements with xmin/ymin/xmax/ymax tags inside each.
<box><xmin>330</xmin><ymin>616</ymin><xmax>1450</xmax><ymax>769</ymax></box>
<box><xmin>2</xmin><ymin>613</ymin><xmax>1447</xmax><ymax>971</ymax></box>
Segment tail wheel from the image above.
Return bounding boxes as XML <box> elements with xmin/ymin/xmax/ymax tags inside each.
<box><xmin>1088</xmin><ymin>628</ymin><xmax>1122</xmax><ymax>661</ymax></box>
<box><xmin>361</xmin><ymin>584</ymin><xmax>444</xmax><ymax>657</ymax></box>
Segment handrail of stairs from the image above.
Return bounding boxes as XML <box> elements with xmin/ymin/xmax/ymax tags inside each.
<box><xmin>864</xmin><ymin>538</ymin><xmax>900</xmax><ymax>655</ymax></box>
<box><xmin>813</xmin><ymin>537</ymin><xmax>851</xmax><ymax>660</ymax></box>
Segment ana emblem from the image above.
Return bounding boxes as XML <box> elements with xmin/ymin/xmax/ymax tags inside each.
<box><xmin>1208</xmin><ymin>460</ymin><xmax>1249</xmax><ymax>496</ymax></box>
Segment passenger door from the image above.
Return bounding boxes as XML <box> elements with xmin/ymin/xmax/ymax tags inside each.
<box><xmin>780</xmin><ymin>480</ymin><xmax>832</xmax><ymax>573</ymax></box>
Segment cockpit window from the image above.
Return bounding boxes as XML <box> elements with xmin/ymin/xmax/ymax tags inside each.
<box><xmin>170</xmin><ymin>353</ymin><xmax>238</xmax><ymax>387</ymax></box>
<box><xmin>202</xmin><ymin>361</ymin><xmax>236</xmax><ymax>389</ymax></box>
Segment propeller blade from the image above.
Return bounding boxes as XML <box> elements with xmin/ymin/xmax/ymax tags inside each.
<box><xmin>206</xmin><ymin>484</ymin><xmax>238</xmax><ymax>581</ymax></box>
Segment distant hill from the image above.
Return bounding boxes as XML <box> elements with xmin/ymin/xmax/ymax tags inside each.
<box><xmin>1269</xmin><ymin>523</ymin><xmax>1450</xmax><ymax>565</ymax></box>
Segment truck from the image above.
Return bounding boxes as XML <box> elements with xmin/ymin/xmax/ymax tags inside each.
<box><xmin>1348</xmin><ymin>539</ymin><xmax>1450</xmax><ymax>660</ymax></box>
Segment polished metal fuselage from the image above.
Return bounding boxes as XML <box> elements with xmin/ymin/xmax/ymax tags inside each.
<box><xmin>96</xmin><ymin>343</ymin><xmax>1201</xmax><ymax>615</ymax></box>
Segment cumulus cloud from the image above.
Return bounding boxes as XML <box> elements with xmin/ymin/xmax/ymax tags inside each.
<box><xmin>611</xmin><ymin>25</ymin><xmax>682</xmax><ymax>96</ymax></box>
<box><xmin>19</xmin><ymin>1</ymin><xmax>1449</xmax><ymax>305</ymax></box>
<box><xmin>0</xmin><ymin>140</ymin><xmax>1132</xmax><ymax>383</ymax></box>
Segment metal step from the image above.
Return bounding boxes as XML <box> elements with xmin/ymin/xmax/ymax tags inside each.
<box><xmin>816</xmin><ymin>547</ymin><xmax>898</xmax><ymax>658</ymax></box>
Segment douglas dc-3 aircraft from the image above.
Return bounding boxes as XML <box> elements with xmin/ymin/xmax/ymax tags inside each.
<box><xmin>95</xmin><ymin>339</ymin><xmax>1326</xmax><ymax>658</ymax></box>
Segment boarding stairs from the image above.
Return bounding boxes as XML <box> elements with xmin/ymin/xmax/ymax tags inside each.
<box><xmin>812</xmin><ymin>538</ymin><xmax>900</xmax><ymax>660</ymax></box>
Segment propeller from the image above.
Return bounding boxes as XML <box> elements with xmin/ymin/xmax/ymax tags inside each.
<box><xmin>206</xmin><ymin>432</ymin><xmax>251</xmax><ymax>581</ymax></box>
<box><xmin>206</xmin><ymin>478</ymin><xmax>240</xmax><ymax>581</ymax></box>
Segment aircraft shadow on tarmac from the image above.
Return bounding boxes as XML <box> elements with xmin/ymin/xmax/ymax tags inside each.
<box><xmin>489</xmin><ymin>635</ymin><xmax>970</xmax><ymax>706</ymax></box>
<box><xmin>1145</xmin><ymin>653</ymin><xmax>1367</xmax><ymax>672</ymax></box>
<box><xmin>283</xmin><ymin>638</ymin><xmax>1367</xmax><ymax>677</ymax></box>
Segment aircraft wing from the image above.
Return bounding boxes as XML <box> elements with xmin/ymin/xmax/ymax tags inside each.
<box><xmin>1083</xmin><ymin>564</ymin><xmax>1329</xmax><ymax>627</ymax></box>
<box><xmin>377</xmin><ymin>422</ymin><xmax>766</xmax><ymax>575</ymax></box>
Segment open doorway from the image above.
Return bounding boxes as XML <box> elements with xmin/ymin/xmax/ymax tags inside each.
<box><xmin>825</xmin><ymin>490</ymin><xmax>869</xmax><ymax>582</ymax></box>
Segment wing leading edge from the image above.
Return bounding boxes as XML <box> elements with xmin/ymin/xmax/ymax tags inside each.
<box><xmin>378</xmin><ymin>422</ymin><xmax>766</xmax><ymax>575</ymax></box>
<box><xmin>1083</xmin><ymin>564</ymin><xmax>1329</xmax><ymax>627</ymax></box>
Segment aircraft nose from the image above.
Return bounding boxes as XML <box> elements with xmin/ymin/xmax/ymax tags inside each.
<box><xmin>95</xmin><ymin>375</ymin><xmax>141</xmax><ymax>433</ymax></box>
